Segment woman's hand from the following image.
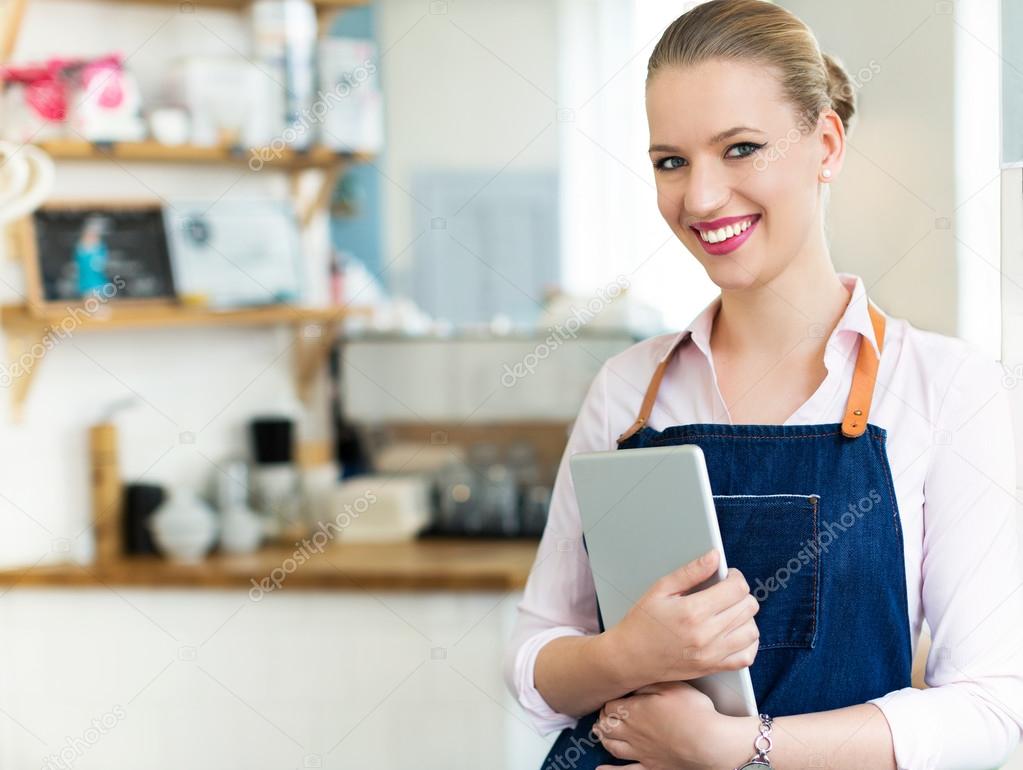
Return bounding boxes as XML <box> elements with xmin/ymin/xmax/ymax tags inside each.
<box><xmin>604</xmin><ymin>548</ymin><xmax>760</xmax><ymax>686</ymax></box>
<box><xmin>594</xmin><ymin>681</ymin><xmax>735</xmax><ymax>769</ymax></box>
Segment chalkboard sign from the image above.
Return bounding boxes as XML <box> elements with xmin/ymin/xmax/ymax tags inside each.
<box><xmin>26</xmin><ymin>202</ymin><xmax>176</xmax><ymax>305</ymax></box>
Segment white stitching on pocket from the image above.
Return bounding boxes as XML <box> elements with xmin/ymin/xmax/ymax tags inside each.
<box><xmin>713</xmin><ymin>493</ymin><xmax>821</xmax><ymax>500</ymax></box>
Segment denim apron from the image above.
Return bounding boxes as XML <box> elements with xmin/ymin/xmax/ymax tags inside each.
<box><xmin>539</xmin><ymin>302</ymin><xmax>912</xmax><ymax>769</ymax></box>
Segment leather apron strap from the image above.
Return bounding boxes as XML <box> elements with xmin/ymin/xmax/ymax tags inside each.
<box><xmin>840</xmin><ymin>301</ymin><xmax>886</xmax><ymax>438</ymax></box>
<box><xmin>615</xmin><ymin>334</ymin><xmax>689</xmax><ymax>445</ymax></box>
<box><xmin>615</xmin><ymin>301</ymin><xmax>887</xmax><ymax>445</ymax></box>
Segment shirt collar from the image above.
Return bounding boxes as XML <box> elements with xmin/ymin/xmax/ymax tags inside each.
<box><xmin>835</xmin><ymin>272</ymin><xmax>882</xmax><ymax>359</ymax></box>
<box><xmin>659</xmin><ymin>272</ymin><xmax>881</xmax><ymax>363</ymax></box>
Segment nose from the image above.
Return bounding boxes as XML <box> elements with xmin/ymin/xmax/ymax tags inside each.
<box><xmin>683</xmin><ymin>162</ymin><xmax>731</xmax><ymax>221</ymax></box>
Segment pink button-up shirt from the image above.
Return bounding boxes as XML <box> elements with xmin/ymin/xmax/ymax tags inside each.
<box><xmin>504</xmin><ymin>272</ymin><xmax>1023</xmax><ymax>770</ymax></box>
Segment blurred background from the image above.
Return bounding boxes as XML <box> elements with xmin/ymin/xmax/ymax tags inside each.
<box><xmin>0</xmin><ymin>0</ymin><xmax>1020</xmax><ymax>767</ymax></box>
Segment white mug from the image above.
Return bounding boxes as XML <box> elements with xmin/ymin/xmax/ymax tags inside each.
<box><xmin>0</xmin><ymin>140</ymin><xmax>54</xmax><ymax>225</ymax></box>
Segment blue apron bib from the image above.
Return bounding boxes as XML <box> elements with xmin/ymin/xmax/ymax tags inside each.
<box><xmin>539</xmin><ymin>302</ymin><xmax>912</xmax><ymax>769</ymax></box>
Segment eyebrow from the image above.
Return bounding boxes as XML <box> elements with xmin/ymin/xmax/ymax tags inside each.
<box><xmin>649</xmin><ymin>126</ymin><xmax>766</xmax><ymax>153</ymax></box>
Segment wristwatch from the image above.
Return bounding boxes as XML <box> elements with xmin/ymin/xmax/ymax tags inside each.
<box><xmin>734</xmin><ymin>713</ymin><xmax>773</xmax><ymax>769</ymax></box>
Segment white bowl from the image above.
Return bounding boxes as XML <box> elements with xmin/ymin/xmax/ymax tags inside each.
<box><xmin>149</xmin><ymin>492</ymin><xmax>218</xmax><ymax>563</ymax></box>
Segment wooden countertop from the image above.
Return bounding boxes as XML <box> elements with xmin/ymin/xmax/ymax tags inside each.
<box><xmin>0</xmin><ymin>539</ymin><xmax>539</xmax><ymax>592</ymax></box>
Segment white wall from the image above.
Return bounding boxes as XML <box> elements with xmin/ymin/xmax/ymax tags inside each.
<box><xmin>376</xmin><ymin>0</ymin><xmax>560</xmax><ymax>296</ymax></box>
<box><xmin>0</xmin><ymin>587</ymin><xmax>554</xmax><ymax>769</ymax></box>
<box><xmin>953</xmin><ymin>0</ymin><xmax>1001</xmax><ymax>354</ymax></box>
<box><xmin>779</xmin><ymin>0</ymin><xmax>963</xmax><ymax>336</ymax></box>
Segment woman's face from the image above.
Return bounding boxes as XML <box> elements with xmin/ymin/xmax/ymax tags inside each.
<box><xmin>646</xmin><ymin>57</ymin><xmax>840</xmax><ymax>291</ymax></box>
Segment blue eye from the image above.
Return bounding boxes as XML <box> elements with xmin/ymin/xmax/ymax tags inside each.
<box><xmin>654</xmin><ymin>156</ymin><xmax>686</xmax><ymax>171</ymax></box>
<box><xmin>726</xmin><ymin>142</ymin><xmax>765</xmax><ymax>158</ymax></box>
<box><xmin>653</xmin><ymin>142</ymin><xmax>765</xmax><ymax>172</ymax></box>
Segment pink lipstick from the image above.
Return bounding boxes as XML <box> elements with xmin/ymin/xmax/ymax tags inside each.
<box><xmin>689</xmin><ymin>214</ymin><xmax>761</xmax><ymax>256</ymax></box>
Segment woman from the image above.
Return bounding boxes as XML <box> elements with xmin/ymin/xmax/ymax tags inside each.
<box><xmin>503</xmin><ymin>1</ymin><xmax>1023</xmax><ymax>769</ymax></box>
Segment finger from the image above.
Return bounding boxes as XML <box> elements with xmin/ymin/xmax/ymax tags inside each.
<box><xmin>706</xmin><ymin>591</ymin><xmax>760</xmax><ymax>637</ymax></box>
<box><xmin>597</xmin><ymin>706</ymin><xmax>626</xmax><ymax>737</ymax></box>
<box><xmin>597</xmin><ymin>765</ymin><xmax>646</xmax><ymax>769</ymax></box>
<box><xmin>685</xmin><ymin>567</ymin><xmax>751</xmax><ymax>617</ymax></box>
<box><xmin>719</xmin><ymin>635</ymin><xmax>760</xmax><ymax>669</ymax></box>
<box><xmin>717</xmin><ymin>617</ymin><xmax>760</xmax><ymax>656</ymax></box>
<box><xmin>600</xmin><ymin>736</ymin><xmax>635</xmax><ymax>760</ymax></box>
<box><xmin>602</xmin><ymin>696</ymin><xmax>630</xmax><ymax>717</ymax></box>
<box><xmin>633</xmin><ymin>680</ymin><xmax>691</xmax><ymax>696</ymax></box>
<box><xmin>633</xmin><ymin>682</ymin><xmax>670</xmax><ymax>695</ymax></box>
<box><xmin>653</xmin><ymin>548</ymin><xmax>719</xmax><ymax>595</ymax></box>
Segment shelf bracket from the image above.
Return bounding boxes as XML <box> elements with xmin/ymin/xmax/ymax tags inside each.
<box><xmin>0</xmin><ymin>0</ymin><xmax>28</xmax><ymax>64</ymax></box>
<box><xmin>291</xmin><ymin>158</ymin><xmax>349</xmax><ymax>231</ymax></box>
<box><xmin>316</xmin><ymin>5</ymin><xmax>338</xmax><ymax>37</ymax></box>
<box><xmin>293</xmin><ymin>318</ymin><xmax>339</xmax><ymax>404</ymax></box>
<box><xmin>4</xmin><ymin>317</ymin><xmax>46</xmax><ymax>421</ymax></box>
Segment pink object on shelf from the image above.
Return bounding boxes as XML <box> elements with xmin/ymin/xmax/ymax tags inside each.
<box><xmin>0</xmin><ymin>53</ymin><xmax>143</xmax><ymax>141</ymax></box>
<box><xmin>80</xmin><ymin>54</ymin><xmax>126</xmax><ymax>109</ymax></box>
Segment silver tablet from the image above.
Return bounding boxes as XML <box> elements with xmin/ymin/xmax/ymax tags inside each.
<box><xmin>570</xmin><ymin>444</ymin><xmax>758</xmax><ymax>718</ymax></box>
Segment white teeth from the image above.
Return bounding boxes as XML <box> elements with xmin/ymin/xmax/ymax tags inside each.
<box><xmin>699</xmin><ymin>217</ymin><xmax>755</xmax><ymax>243</ymax></box>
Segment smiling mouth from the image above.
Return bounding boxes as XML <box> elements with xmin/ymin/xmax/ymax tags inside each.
<box><xmin>689</xmin><ymin>214</ymin><xmax>761</xmax><ymax>244</ymax></box>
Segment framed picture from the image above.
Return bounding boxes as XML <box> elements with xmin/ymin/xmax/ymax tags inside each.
<box><xmin>24</xmin><ymin>200</ymin><xmax>176</xmax><ymax>307</ymax></box>
<box><xmin>162</xmin><ymin>199</ymin><xmax>303</xmax><ymax>309</ymax></box>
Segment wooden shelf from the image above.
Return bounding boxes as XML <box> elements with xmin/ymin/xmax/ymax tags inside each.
<box><xmin>111</xmin><ymin>0</ymin><xmax>368</xmax><ymax>8</ymax></box>
<box><xmin>0</xmin><ymin>302</ymin><xmax>371</xmax><ymax>416</ymax></box>
<box><xmin>0</xmin><ymin>301</ymin><xmax>365</xmax><ymax>332</ymax></box>
<box><xmin>33</xmin><ymin>139</ymin><xmax>372</xmax><ymax>171</ymax></box>
<box><xmin>0</xmin><ymin>539</ymin><xmax>539</xmax><ymax>591</ymax></box>
<box><xmin>1</xmin><ymin>0</ymin><xmax>370</xmax><ymax>62</ymax></box>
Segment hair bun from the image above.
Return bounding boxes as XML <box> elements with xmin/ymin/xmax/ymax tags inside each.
<box><xmin>822</xmin><ymin>52</ymin><xmax>857</xmax><ymax>134</ymax></box>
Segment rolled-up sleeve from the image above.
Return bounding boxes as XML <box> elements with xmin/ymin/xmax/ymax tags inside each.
<box><xmin>868</xmin><ymin>349</ymin><xmax>1023</xmax><ymax>770</ymax></box>
<box><xmin>502</xmin><ymin>363</ymin><xmax>609</xmax><ymax>735</ymax></box>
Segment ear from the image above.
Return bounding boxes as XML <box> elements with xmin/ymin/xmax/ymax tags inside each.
<box><xmin>818</xmin><ymin>107</ymin><xmax>846</xmax><ymax>179</ymax></box>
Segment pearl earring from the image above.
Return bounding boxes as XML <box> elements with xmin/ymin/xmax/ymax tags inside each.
<box><xmin>821</xmin><ymin>168</ymin><xmax>832</xmax><ymax>180</ymax></box>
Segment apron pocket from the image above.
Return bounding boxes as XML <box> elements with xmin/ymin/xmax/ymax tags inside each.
<box><xmin>712</xmin><ymin>494</ymin><xmax>820</xmax><ymax>650</ymax></box>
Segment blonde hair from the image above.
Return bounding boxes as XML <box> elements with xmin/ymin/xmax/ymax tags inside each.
<box><xmin>647</xmin><ymin>0</ymin><xmax>856</xmax><ymax>137</ymax></box>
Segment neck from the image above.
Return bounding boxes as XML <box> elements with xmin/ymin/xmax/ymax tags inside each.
<box><xmin>711</xmin><ymin>257</ymin><xmax>851</xmax><ymax>361</ymax></box>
